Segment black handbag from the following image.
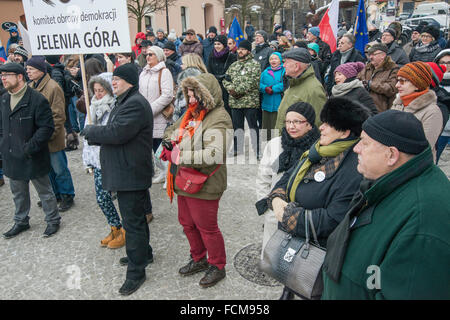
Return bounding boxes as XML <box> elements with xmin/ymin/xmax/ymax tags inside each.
<box><xmin>259</xmin><ymin>210</ymin><xmax>326</xmax><ymax>299</ymax></box>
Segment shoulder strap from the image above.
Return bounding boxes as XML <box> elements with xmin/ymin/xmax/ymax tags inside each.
<box><xmin>158</xmin><ymin>68</ymin><xmax>163</xmax><ymax>95</ymax></box>
<box><xmin>208</xmin><ymin>165</ymin><xmax>222</xmax><ymax>177</ymax></box>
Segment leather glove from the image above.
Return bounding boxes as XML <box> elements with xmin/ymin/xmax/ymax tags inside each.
<box><xmin>160</xmin><ymin>142</ymin><xmax>180</xmax><ymax>164</ymax></box>
<box><xmin>265</xmin><ymin>86</ymin><xmax>274</xmax><ymax>95</ymax></box>
<box><xmin>272</xmin><ymin>197</ymin><xmax>288</xmax><ymax>222</ymax></box>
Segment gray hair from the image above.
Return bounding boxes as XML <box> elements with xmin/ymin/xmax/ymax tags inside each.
<box><xmin>88</xmin><ymin>75</ymin><xmax>113</xmax><ymax>97</ymax></box>
<box><xmin>147</xmin><ymin>46</ymin><xmax>166</xmax><ymax>62</ymax></box>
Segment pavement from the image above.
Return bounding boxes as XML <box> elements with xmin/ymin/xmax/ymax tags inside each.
<box><xmin>0</xmin><ymin>143</ymin><xmax>449</xmax><ymax>300</ymax></box>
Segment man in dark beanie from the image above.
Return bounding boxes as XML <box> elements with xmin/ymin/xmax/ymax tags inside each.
<box><xmin>27</xmin><ymin>56</ymin><xmax>76</xmax><ymax>213</ymax></box>
<box><xmin>163</xmin><ymin>40</ymin><xmax>182</xmax><ymax>80</ymax></box>
<box><xmin>202</xmin><ymin>26</ymin><xmax>218</xmax><ymax>68</ymax></box>
<box><xmin>252</xmin><ymin>30</ymin><xmax>274</xmax><ymax>72</ymax></box>
<box><xmin>82</xmin><ymin>63</ymin><xmax>154</xmax><ymax>296</ymax></box>
<box><xmin>381</xmin><ymin>27</ymin><xmax>409</xmax><ymax>66</ymax></box>
<box><xmin>322</xmin><ymin>110</ymin><xmax>450</xmax><ymax>300</ymax></box>
<box><xmin>0</xmin><ymin>62</ymin><xmax>61</xmax><ymax>239</ymax></box>
<box><xmin>223</xmin><ymin>38</ymin><xmax>262</xmax><ymax>158</ymax></box>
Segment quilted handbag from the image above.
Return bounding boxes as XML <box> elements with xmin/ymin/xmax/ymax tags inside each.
<box><xmin>175</xmin><ymin>165</ymin><xmax>221</xmax><ymax>194</ymax></box>
<box><xmin>259</xmin><ymin>210</ymin><xmax>326</xmax><ymax>299</ymax></box>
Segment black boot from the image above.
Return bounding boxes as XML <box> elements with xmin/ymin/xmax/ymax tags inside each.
<box><xmin>279</xmin><ymin>287</ymin><xmax>294</xmax><ymax>300</ymax></box>
<box><xmin>3</xmin><ymin>223</ymin><xmax>30</xmax><ymax>239</ymax></box>
<box><xmin>59</xmin><ymin>195</ymin><xmax>74</xmax><ymax>212</ymax></box>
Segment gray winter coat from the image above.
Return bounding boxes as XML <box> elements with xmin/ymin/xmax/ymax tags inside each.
<box><xmin>409</xmin><ymin>41</ymin><xmax>442</xmax><ymax>63</ymax></box>
<box><xmin>387</xmin><ymin>41</ymin><xmax>409</xmax><ymax>67</ymax></box>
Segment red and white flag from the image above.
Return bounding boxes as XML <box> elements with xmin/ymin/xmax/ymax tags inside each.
<box><xmin>318</xmin><ymin>0</ymin><xmax>339</xmax><ymax>53</ymax></box>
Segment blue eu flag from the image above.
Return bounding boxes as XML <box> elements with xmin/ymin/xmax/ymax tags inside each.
<box><xmin>354</xmin><ymin>0</ymin><xmax>369</xmax><ymax>58</ymax></box>
<box><xmin>228</xmin><ymin>17</ymin><xmax>245</xmax><ymax>46</ymax></box>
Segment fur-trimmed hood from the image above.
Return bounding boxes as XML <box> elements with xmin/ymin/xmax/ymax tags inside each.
<box><xmin>181</xmin><ymin>73</ymin><xmax>224</xmax><ymax>111</ymax></box>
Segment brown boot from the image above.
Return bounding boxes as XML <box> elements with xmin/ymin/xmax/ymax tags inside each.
<box><xmin>199</xmin><ymin>265</ymin><xmax>226</xmax><ymax>288</ymax></box>
<box><xmin>107</xmin><ymin>227</ymin><xmax>125</xmax><ymax>249</ymax></box>
<box><xmin>146</xmin><ymin>213</ymin><xmax>153</xmax><ymax>223</ymax></box>
<box><xmin>100</xmin><ymin>227</ymin><xmax>117</xmax><ymax>247</ymax></box>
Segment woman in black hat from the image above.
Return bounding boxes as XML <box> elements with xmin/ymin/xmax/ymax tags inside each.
<box><xmin>264</xmin><ymin>97</ymin><xmax>371</xmax><ymax>300</ymax></box>
<box><xmin>409</xmin><ymin>26</ymin><xmax>442</xmax><ymax>63</ymax></box>
<box><xmin>207</xmin><ymin>35</ymin><xmax>237</xmax><ymax>116</ymax></box>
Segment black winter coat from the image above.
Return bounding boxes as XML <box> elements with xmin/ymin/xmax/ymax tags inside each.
<box><xmin>272</xmin><ymin>146</ymin><xmax>362</xmax><ymax>247</ymax></box>
<box><xmin>434</xmin><ymin>86</ymin><xmax>450</xmax><ymax>132</ymax></box>
<box><xmin>332</xmin><ymin>86</ymin><xmax>378</xmax><ymax>115</ymax></box>
<box><xmin>316</xmin><ymin>38</ymin><xmax>332</xmax><ymax>75</ymax></box>
<box><xmin>0</xmin><ymin>86</ymin><xmax>54</xmax><ymax>180</ymax></box>
<box><xmin>252</xmin><ymin>43</ymin><xmax>275</xmax><ymax>72</ymax></box>
<box><xmin>83</xmin><ymin>86</ymin><xmax>153</xmax><ymax>192</ymax></box>
<box><xmin>208</xmin><ymin>51</ymin><xmax>237</xmax><ymax>114</ymax></box>
<box><xmin>409</xmin><ymin>41</ymin><xmax>442</xmax><ymax>63</ymax></box>
<box><xmin>325</xmin><ymin>48</ymin><xmax>365</xmax><ymax>95</ymax></box>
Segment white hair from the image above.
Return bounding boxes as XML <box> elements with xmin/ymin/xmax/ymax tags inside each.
<box><xmin>147</xmin><ymin>46</ymin><xmax>166</xmax><ymax>62</ymax></box>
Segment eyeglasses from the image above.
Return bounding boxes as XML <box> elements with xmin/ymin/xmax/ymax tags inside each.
<box><xmin>147</xmin><ymin>53</ymin><xmax>154</xmax><ymax>57</ymax></box>
<box><xmin>368</xmin><ymin>51</ymin><xmax>384</xmax><ymax>57</ymax></box>
<box><xmin>285</xmin><ymin>119</ymin><xmax>308</xmax><ymax>126</ymax></box>
<box><xmin>397</xmin><ymin>78</ymin><xmax>410</xmax><ymax>85</ymax></box>
<box><xmin>420</xmin><ymin>34</ymin><xmax>433</xmax><ymax>39</ymax></box>
<box><xmin>1</xmin><ymin>73</ymin><xmax>18</xmax><ymax>78</ymax></box>
<box><xmin>439</xmin><ymin>60</ymin><xmax>450</xmax><ymax>65</ymax></box>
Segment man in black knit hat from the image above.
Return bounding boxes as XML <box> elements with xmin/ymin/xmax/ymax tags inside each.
<box><xmin>82</xmin><ymin>63</ymin><xmax>154</xmax><ymax>296</ymax></box>
<box><xmin>322</xmin><ymin>110</ymin><xmax>450</xmax><ymax>299</ymax></box>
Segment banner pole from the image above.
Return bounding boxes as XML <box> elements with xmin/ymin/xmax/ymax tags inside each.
<box><xmin>79</xmin><ymin>54</ymin><xmax>91</xmax><ymax>125</ymax></box>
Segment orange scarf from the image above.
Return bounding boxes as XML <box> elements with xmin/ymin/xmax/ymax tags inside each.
<box><xmin>166</xmin><ymin>102</ymin><xmax>208</xmax><ymax>202</ymax></box>
<box><xmin>401</xmin><ymin>89</ymin><xmax>428</xmax><ymax>107</ymax></box>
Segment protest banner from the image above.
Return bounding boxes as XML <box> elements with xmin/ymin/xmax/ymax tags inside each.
<box><xmin>22</xmin><ymin>0</ymin><xmax>132</xmax><ymax>124</ymax></box>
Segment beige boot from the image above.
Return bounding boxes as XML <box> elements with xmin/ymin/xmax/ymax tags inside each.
<box><xmin>107</xmin><ymin>227</ymin><xmax>126</xmax><ymax>249</ymax></box>
<box><xmin>100</xmin><ymin>227</ymin><xmax>117</xmax><ymax>247</ymax></box>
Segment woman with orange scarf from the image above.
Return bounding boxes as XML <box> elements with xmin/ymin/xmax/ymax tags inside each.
<box><xmin>161</xmin><ymin>73</ymin><xmax>233</xmax><ymax>288</ymax></box>
<box><xmin>391</xmin><ymin>61</ymin><xmax>443</xmax><ymax>161</ymax></box>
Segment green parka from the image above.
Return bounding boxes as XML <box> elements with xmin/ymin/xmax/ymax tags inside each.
<box><xmin>275</xmin><ymin>65</ymin><xmax>327</xmax><ymax>130</ymax></box>
<box><xmin>322</xmin><ymin>147</ymin><xmax>450</xmax><ymax>300</ymax></box>
<box><xmin>164</xmin><ymin>73</ymin><xmax>233</xmax><ymax>200</ymax></box>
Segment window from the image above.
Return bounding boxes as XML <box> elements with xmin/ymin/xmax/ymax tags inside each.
<box><xmin>181</xmin><ymin>6</ymin><xmax>188</xmax><ymax>32</ymax></box>
<box><xmin>145</xmin><ymin>15</ymin><xmax>153</xmax><ymax>29</ymax></box>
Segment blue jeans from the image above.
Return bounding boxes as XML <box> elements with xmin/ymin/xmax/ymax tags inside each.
<box><xmin>49</xmin><ymin>150</ymin><xmax>75</xmax><ymax>198</ymax></box>
<box><xmin>68</xmin><ymin>96</ymin><xmax>86</xmax><ymax>132</ymax></box>
<box><xmin>436</xmin><ymin>135</ymin><xmax>450</xmax><ymax>164</ymax></box>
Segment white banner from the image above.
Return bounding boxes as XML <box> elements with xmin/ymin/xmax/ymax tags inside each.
<box><xmin>22</xmin><ymin>0</ymin><xmax>131</xmax><ymax>55</ymax></box>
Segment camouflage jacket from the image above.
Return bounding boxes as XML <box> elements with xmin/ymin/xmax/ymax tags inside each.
<box><xmin>223</xmin><ymin>53</ymin><xmax>261</xmax><ymax>109</ymax></box>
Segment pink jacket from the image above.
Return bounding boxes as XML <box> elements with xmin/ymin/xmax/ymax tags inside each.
<box><xmin>139</xmin><ymin>61</ymin><xmax>174</xmax><ymax>139</ymax></box>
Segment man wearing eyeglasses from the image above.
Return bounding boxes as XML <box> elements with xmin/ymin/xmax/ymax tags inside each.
<box><xmin>358</xmin><ymin>43</ymin><xmax>400</xmax><ymax>113</ymax></box>
<box><xmin>380</xmin><ymin>28</ymin><xmax>409</xmax><ymax>67</ymax></box>
<box><xmin>0</xmin><ymin>63</ymin><xmax>61</xmax><ymax>239</ymax></box>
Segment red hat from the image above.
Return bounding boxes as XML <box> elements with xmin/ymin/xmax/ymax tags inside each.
<box><xmin>425</xmin><ymin>62</ymin><xmax>447</xmax><ymax>87</ymax></box>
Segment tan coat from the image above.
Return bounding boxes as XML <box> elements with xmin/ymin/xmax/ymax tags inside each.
<box><xmin>391</xmin><ymin>90</ymin><xmax>443</xmax><ymax>161</ymax></box>
<box><xmin>358</xmin><ymin>56</ymin><xmax>399</xmax><ymax>113</ymax></box>
<box><xmin>164</xmin><ymin>73</ymin><xmax>233</xmax><ymax>200</ymax></box>
<box><xmin>30</xmin><ymin>73</ymin><xmax>66</xmax><ymax>153</ymax></box>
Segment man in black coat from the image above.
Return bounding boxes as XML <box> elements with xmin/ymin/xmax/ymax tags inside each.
<box><xmin>82</xmin><ymin>63</ymin><xmax>154</xmax><ymax>296</ymax></box>
<box><xmin>0</xmin><ymin>63</ymin><xmax>61</xmax><ymax>239</ymax></box>
<box><xmin>325</xmin><ymin>34</ymin><xmax>365</xmax><ymax>95</ymax></box>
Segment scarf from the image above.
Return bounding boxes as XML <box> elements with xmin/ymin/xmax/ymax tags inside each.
<box><xmin>400</xmin><ymin>89</ymin><xmax>429</xmax><ymax>107</ymax></box>
<box><xmin>277</xmin><ymin>127</ymin><xmax>320</xmax><ymax>173</ymax></box>
<box><xmin>267</xmin><ymin>65</ymin><xmax>283</xmax><ymax>80</ymax></box>
<box><xmin>287</xmin><ymin>139</ymin><xmax>359</xmax><ymax>202</ymax></box>
<box><xmin>90</xmin><ymin>94</ymin><xmax>115</xmax><ymax>125</ymax></box>
<box><xmin>213</xmin><ymin>47</ymin><xmax>229</xmax><ymax>59</ymax></box>
<box><xmin>166</xmin><ymin>102</ymin><xmax>208</xmax><ymax>202</ymax></box>
<box><xmin>414</xmin><ymin>41</ymin><xmax>440</xmax><ymax>53</ymax></box>
<box><xmin>331</xmin><ymin>79</ymin><xmax>364</xmax><ymax>97</ymax></box>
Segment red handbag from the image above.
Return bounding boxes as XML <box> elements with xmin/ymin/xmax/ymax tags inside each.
<box><xmin>175</xmin><ymin>165</ymin><xmax>221</xmax><ymax>194</ymax></box>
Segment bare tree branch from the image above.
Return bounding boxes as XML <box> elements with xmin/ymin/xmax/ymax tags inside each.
<box><xmin>127</xmin><ymin>0</ymin><xmax>177</xmax><ymax>32</ymax></box>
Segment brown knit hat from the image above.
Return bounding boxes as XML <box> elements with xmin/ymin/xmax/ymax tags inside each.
<box><xmin>397</xmin><ymin>62</ymin><xmax>433</xmax><ymax>92</ymax></box>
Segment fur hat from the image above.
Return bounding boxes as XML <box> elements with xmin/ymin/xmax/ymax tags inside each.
<box><xmin>422</xmin><ymin>25</ymin><xmax>440</xmax><ymax>41</ymax></box>
<box><xmin>320</xmin><ymin>97</ymin><xmax>371</xmax><ymax>137</ymax></box>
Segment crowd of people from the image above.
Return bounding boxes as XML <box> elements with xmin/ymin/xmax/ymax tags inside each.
<box><xmin>0</xmin><ymin>20</ymin><xmax>449</xmax><ymax>299</ymax></box>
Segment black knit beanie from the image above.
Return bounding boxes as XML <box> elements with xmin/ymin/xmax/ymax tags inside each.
<box><xmin>286</xmin><ymin>102</ymin><xmax>316</xmax><ymax>126</ymax></box>
<box><xmin>362</xmin><ymin>110</ymin><xmax>429</xmax><ymax>155</ymax></box>
<box><xmin>238</xmin><ymin>40</ymin><xmax>252</xmax><ymax>51</ymax></box>
<box><xmin>214</xmin><ymin>35</ymin><xmax>228</xmax><ymax>47</ymax></box>
<box><xmin>113</xmin><ymin>63</ymin><xmax>139</xmax><ymax>87</ymax></box>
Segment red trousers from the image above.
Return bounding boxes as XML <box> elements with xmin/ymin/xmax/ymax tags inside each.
<box><xmin>177</xmin><ymin>195</ymin><xmax>226</xmax><ymax>270</ymax></box>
